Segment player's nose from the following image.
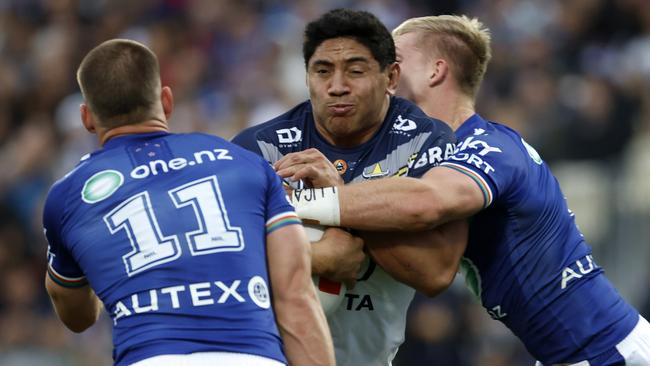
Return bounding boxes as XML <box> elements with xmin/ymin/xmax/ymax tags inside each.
<box><xmin>327</xmin><ymin>70</ymin><xmax>350</xmax><ymax>96</ymax></box>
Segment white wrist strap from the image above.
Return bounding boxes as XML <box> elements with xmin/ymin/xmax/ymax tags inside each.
<box><xmin>290</xmin><ymin>187</ymin><xmax>340</xmax><ymax>226</ymax></box>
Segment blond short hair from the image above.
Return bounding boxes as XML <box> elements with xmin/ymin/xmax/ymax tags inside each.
<box><xmin>393</xmin><ymin>15</ymin><xmax>491</xmax><ymax>97</ymax></box>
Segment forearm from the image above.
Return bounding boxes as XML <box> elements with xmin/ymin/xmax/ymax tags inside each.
<box><xmin>361</xmin><ymin>220</ymin><xmax>468</xmax><ymax>296</ymax></box>
<box><xmin>267</xmin><ymin>226</ymin><xmax>335</xmax><ymax>365</ymax></box>
<box><xmin>340</xmin><ymin>177</ymin><xmax>446</xmax><ymax>230</ymax></box>
<box><xmin>292</xmin><ymin>178</ymin><xmax>444</xmax><ymax>231</ymax></box>
<box><xmin>274</xmin><ymin>291</ymin><xmax>335</xmax><ymax>366</ymax></box>
<box><xmin>292</xmin><ymin>167</ymin><xmax>484</xmax><ymax>232</ymax></box>
<box><xmin>310</xmin><ymin>241</ymin><xmax>333</xmax><ymax>278</ymax></box>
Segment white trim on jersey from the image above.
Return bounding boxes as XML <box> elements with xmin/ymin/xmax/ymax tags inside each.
<box><xmin>130</xmin><ymin>351</ymin><xmax>285</xmax><ymax>366</ymax></box>
<box><xmin>534</xmin><ymin>315</ymin><xmax>650</xmax><ymax>366</ymax></box>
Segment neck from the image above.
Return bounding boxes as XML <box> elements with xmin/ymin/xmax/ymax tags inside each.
<box><xmin>99</xmin><ymin>118</ymin><xmax>169</xmax><ymax>145</ymax></box>
<box><xmin>418</xmin><ymin>88</ymin><xmax>475</xmax><ymax>131</ymax></box>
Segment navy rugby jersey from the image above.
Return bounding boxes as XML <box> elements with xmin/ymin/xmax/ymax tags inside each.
<box><xmin>441</xmin><ymin>114</ymin><xmax>639</xmax><ymax>365</ymax></box>
<box><xmin>232</xmin><ymin>97</ymin><xmax>455</xmax><ymax>184</ymax></box>
<box><xmin>43</xmin><ymin>132</ymin><xmax>297</xmax><ymax>366</ymax></box>
<box><xmin>232</xmin><ymin>96</ymin><xmax>456</xmax><ymax>366</ymax></box>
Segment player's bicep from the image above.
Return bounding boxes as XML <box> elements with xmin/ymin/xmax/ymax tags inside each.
<box><xmin>422</xmin><ymin>166</ymin><xmax>485</xmax><ymax>221</ymax></box>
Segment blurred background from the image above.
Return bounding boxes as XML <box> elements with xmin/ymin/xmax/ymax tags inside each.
<box><xmin>0</xmin><ymin>0</ymin><xmax>649</xmax><ymax>365</ymax></box>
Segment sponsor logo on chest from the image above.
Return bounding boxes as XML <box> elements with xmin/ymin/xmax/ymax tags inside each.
<box><xmin>276</xmin><ymin>127</ymin><xmax>302</xmax><ymax>145</ymax></box>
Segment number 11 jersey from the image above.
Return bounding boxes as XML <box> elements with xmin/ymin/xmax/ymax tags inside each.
<box><xmin>43</xmin><ymin>132</ymin><xmax>297</xmax><ymax>366</ymax></box>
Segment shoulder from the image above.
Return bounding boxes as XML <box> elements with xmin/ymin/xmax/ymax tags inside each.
<box><xmin>43</xmin><ymin>155</ymin><xmax>93</xmax><ymax>227</ymax></box>
<box><xmin>181</xmin><ymin>132</ymin><xmax>270</xmax><ymax>167</ymax></box>
<box><xmin>460</xmin><ymin>119</ymin><xmax>526</xmax><ymax>156</ymax></box>
<box><xmin>388</xmin><ymin>97</ymin><xmax>454</xmax><ymax>138</ymax></box>
<box><xmin>452</xmin><ymin>116</ymin><xmax>531</xmax><ymax>175</ymax></box>
<box><xmin>232</xmin><ymin>101</ymin><xmax>312</xmax><ymax>147</ymax></box>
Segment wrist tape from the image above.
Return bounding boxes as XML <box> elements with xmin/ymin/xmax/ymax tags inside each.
<box><xmin>290</xmin><ymin>187</ymin><xmax>340</xmax><ymax>226</ymax></box>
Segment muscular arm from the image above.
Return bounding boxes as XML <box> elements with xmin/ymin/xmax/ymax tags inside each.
<box><xmin>267</xmin><ymin>224</ymin><xmax>335</xmax><ymax>366</ymax></box>
<box><xmin>361</xmin><ymin>220</ymin><xmax>468</xmax><ymax>297</ymax></box>
<box><xmin>310</xmin><ymin>227</ymin><xmax>365</xmax><ymax>288</ymax></box>
<box><xmin>338</xmin><ymin>166</ymin><xmax>484</xmax><ymax>231</ymax></box>
<box><xmin>45</xmin><ymin>275</ymin><xmax>102</xmax><ymax>333</ymax></box>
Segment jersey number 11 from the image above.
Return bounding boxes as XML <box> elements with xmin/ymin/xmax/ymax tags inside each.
<box><xmin>104</xmin><ymin>175</ymin><xmax>244</xmax><ymax>276</ymax></box>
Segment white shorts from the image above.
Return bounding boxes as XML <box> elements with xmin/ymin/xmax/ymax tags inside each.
<box><xmin>535</xmin><ymin>315</ymin><xmax>650</xmax><ymax>366</ymax></box>
<box><xmin>130</xmin><ymin>351</ymin><xmax>285</xmax><ymax>366</ymax></box>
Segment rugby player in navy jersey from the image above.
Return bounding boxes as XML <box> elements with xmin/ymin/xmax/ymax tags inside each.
<box><xmin>233</xmin><ymin>9</ymin><xmax>468</xmax><ymax>366</ymax></box>
<box><xmin>292</xmin><ymin>15</ymin><xmax>650</xmax><ymax>366</ymax></box>
<box><xmin>42</xmin><ymin>39</ymin><xmax>334</xmax><ymax>366</ymax></box>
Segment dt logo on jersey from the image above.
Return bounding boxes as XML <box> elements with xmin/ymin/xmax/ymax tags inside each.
<box><xmin>276</xmin><ymin>127</ymin><xmax>302</xmax><ymax>144</ymax></box>
<box><xmin>333</xmin><ymin>159</ymin><xmax>347</xmax><ymax>175</ymax></box>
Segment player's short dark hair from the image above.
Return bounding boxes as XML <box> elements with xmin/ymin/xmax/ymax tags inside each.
<box><xmin>77</xmin><ymin>39</ymin><xmax>161</xmax><ymax>128</ymax></box>
<box><xmin>303</xmin><ymin>8</ymin><xmax>396</xmax><ymax>70</ymax></box>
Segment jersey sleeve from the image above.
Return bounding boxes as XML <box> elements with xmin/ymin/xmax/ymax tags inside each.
<box><xmin>407</xmin><ymin>121</ymin><xmax>457</xmax><ymax>178</ymax></box>
<box><xmin>42</xmin><ymin>183</ymin><xmax>88</xmax><ymax>288</ymax></box>
<box><xmin>262</xmin><ymin>160</ymin><xmax>301</xmax><ymax>234</ymax></box>
<box><xmin>440</xmin><ymin>131</ymin><xmax>520</xmax><ymax>208</ymax></box>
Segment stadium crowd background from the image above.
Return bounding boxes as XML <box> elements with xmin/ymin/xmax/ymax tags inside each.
<box><xmin>0</xmin><ymin>0</ymin><xmax>648</xmax><ymax>365</ymax></box>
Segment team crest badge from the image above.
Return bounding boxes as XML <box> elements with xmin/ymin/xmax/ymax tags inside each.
<box><xmin>362</xmin><ymin>163</ymin><xmax>389</xmax><ymax>179</ymax></box>
<box><xmin>81</xmin><ymin>170</ymin><xmax>124</xmax><ymax>204</ymax></box>
<box><xmin>333</xmin><ymin>159</ymin><xmax>348</xmax><ymax>175</ymax></box>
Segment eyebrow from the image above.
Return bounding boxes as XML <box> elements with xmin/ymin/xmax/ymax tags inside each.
<box><xmin>310</xmin><ymin>56</ymin><xmax>371</xmax><ymax>68</ymax></box>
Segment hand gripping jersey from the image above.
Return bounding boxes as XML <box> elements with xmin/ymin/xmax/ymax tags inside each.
<box><xmin>43</xmin><ymin>132</ymin><xmax>299</xmax><ymax>366</ymax></box>
<box><xmin>441</xmin><ymin>114</ymin><xmax>639</xmax><ymax>365</ymax></box>
<box><xmin>232</xmin><ymin>97</ymin><xmax>456</xmax><ymax>366</ymax></box>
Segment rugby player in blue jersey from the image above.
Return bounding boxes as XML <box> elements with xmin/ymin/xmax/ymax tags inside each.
<box><xmin>42</xmin><ymin>39</ymin><xmax>334</xmax><ymax>366</ymax></box>
<box><xmin>233</xmin><ymin>9</ymin><xmax>468</xmax><ymax>366</ymax></box>
<box><xmin>291</xmin><ymin>15</ymin><xmax>650</xmax><ymax>366</ymax></box>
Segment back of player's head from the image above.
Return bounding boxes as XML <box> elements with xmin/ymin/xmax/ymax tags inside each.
<box><xmin>77</xmin><ymin>39</ymin><xmax>161</xmax><ymax>128</ymax></box>
<box><xmin>393</xmin><ymin>15</ymin><xmax>492</xmax><ymax>97</ymax></box>
<box><xmin>303</xmin><ymin>8</ymin><xmax>396</xmax><ymax>70</ymax></box>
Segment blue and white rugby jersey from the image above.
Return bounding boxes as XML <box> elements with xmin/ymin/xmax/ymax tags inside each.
<box><xmin>233</xmin><ymin>96</ymin><xmax>456</xmax><ymax>366</ymax></box>
<box><xmin>43</xmin><ymin>132</ymin><xmax>299</xmax><ymax>366</ymax></box>
<box><xmin>441</xmin><ymin>114</ymin><xmax>639</xmax><ymax>365</ymax></box>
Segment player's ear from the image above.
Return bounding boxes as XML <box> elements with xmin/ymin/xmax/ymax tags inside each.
<box><xmin>386</xmin><ymin>62</ymin><xmax>400</xmax><ymax>95</ymax></box>
<box><xmin>429</xmin><ymin>59</ymin><xmax>448</xmax><ymax>87</ymax></box>
<box><xmin>80</xmin><ymin>103</ymin><xmax>96</xmax><ymax>134</ymax></box>
<box><xmin>161</xmin><ymin>86</ymin><xmax>174</xmax><ymax>119</ymax></box>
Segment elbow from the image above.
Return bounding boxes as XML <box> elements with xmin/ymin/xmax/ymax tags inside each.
<box><xmin>63</xmin><ymin>306</ymin><xmax>100</xmax><ymax>333</ymax></box>
<box><xmin>419</xmin><ymin>268</ymin><xmax>457</xmax><ymax>298</ymax></box>
<box><xmin>64</xmin><ymin>319</ymin><xmax>95</xmax><ymax>333</ymax></box>
<box><xmin>50</xmin><ymin>298</ymin><xmax>100</xmax><ymax>333</ymax></box>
